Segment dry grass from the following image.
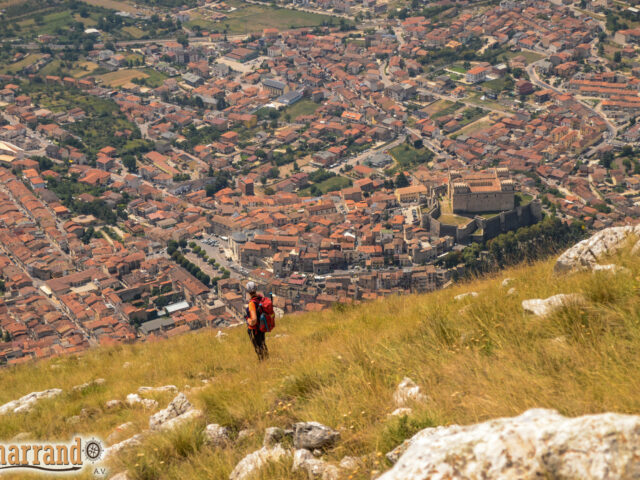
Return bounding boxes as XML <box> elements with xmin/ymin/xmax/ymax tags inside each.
<box><xmin>1</xmin><ymin>246</ymin><xmax>640</xmax><ymax>479</ymax></box>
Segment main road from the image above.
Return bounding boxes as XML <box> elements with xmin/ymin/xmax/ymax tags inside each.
<box><xmin>525</xmin><ymin>60</ymin><xmax>617</xmax><ymax>137</ymax></box>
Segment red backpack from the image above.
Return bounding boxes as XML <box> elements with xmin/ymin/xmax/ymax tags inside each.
<box><xmin>256</xmin><ymin>294</ymin><xmax>276</xmax><ymax>333</ymax></box>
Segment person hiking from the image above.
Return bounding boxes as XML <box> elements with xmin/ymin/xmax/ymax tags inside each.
<box><xmin>245</xmin><ymin>281</ymin><xmax>269</xmax><ymax>361</ymax></box>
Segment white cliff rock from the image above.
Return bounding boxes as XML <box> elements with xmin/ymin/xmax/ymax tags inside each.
<box><xmin>522</xmin><ymin>293</ymin><xmax>583</xmax><ymax>317</ymax></box>
<box><xmin>393</xmin><ymin>377</ymin><xmax>427</xmax><ymax>407</ymax></box>
<box><xmin>381</xmin><ymin>408</ymin><xmax>640</xmax><ymax>480</ymax></box>
<box><xmin>554</xmin><ymin>226</ymin><xmax>640</xmax><ymax>273</ymax></box>
<box><xmin>0</xmin><ymin>389</ymin><xmax>63</xmax><ymax>415</ymax></box>
<box><xmin>229</xmin><ymin>444</ymin><xmax>289</xmax><ymax>480</ymax></box>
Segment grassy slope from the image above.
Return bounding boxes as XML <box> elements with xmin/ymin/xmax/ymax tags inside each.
<box><xmin>2</xmin><ymin>245</ymin><xmax>640</xmax><ymax>479</ymax></box>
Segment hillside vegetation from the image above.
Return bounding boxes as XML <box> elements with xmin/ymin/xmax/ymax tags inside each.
<box><xmin>2</xmin><ymin>242</ymin><xmax>640</xmax><ymax>479</ymax></box>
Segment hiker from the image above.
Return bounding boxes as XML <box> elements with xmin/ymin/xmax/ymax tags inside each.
<box><xmin>245</xmin><ymin>281</ymin><xmax>269</xmax><ymax>361</ymax></box>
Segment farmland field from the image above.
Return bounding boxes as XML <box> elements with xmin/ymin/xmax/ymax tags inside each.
<box><xmin>0</xmin><ymin>54</ymin><xmax>44</xmax><ymax>74</ymax></box>
<box><xmin>187</xmin><ymin>1</ymin><xmax>344</xmax><ymax>34</ymax></box>
<box><xmin>97</xmin><ymin>69</ymin><xmax>150</xmax><ymax>87</ymax></box>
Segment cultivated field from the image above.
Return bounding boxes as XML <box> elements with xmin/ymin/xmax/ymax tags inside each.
<box><xmin>97</xmin><ymin>69</ymin><xmax>149</xmax><ymax>87</ymax></box>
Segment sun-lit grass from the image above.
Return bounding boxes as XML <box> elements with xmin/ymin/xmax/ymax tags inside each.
<box><xmin>1</xmin><ymin>244</ymin><xmax>640</xmax><ymax>479</ymax></box>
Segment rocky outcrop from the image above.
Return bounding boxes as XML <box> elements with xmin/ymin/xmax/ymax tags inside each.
<box><xmin>454</xmin><ymin>292</ymin><xmax>478</xmax><ymax>301</ymax></box>
<box><xmin>138</xmin><ymin>385</ymin><xmax>178</xmax><ymax>394</ymax></box>
<box><xmin>554</xmin><ymin>226</ymin><xmax>640</xmax><ymax>274</ymax></box>
<box><xmin>393</xmin><ymin>377</ymin><xmax>427</xmax><ymax>407</ymax></box>
<box><xmin>293</xmin><ymin>422</ymin><xmax>340</xmax><ymax>450</ymax></box>
<box><xmin>126</xmin><ymin>393</ymin><xmax>158</xmax><ymax>409</ymax></box>
<box><xmin>522</xmin><ymin>293</ymin><xmax>583</xmax><ymax>317</ymax></box>
<box><xmin>381</xmin><ymin>408</ymin><xmax>640</xmax><ymax>479</ymax></box>
<box><xmin>229</xmin><ymin>444</ymin><xmax>289</xmax><ymax>480</ymax></box>
<box><xmin>104</xmin><ymin>433</ymin><xmax>148</xmax><ymax>458</ymax></box>
<box><xmin>204</xmin><ymin>424</ymin><xmax>230</xmax><ymax>447</ymax></box>
<box><xmin>0</xmin><ymin>389</ymin><xmax>62</xmax><ymax>415</ymax></box>
<box><xmin>263</xmin><ymin>426</ymin><xmax>293</xmax><ymax>447</ymax></box>
<box><xmin>72</xmin><ymin>378</ymin><xmax>105</xmax><ymax>393</ymax></box>
<box><xmin>149</xmin><ymin>393</ymin><xmax>202</xmax><ymax>431</ymax></box>
<box><xmin>292</xmin><ymin>449</ymin><xmax>340</xmax><ymax>480</ymax></box>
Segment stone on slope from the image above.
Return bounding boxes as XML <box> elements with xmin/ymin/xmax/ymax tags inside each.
<box><xmin>105</xmin><ymin>399</ymin><xmax>124</xmax><ymax>410</ymax></box>
<box><xmin>263</xmin><ymin>426</ymin><xmax>292</xmax><ymax>447</ymax></box>
<box><xmin>388</xmin><ymin>407</ymin><xmax>413</xmax><ymax>417</ymax></box>
<box><xmin>204</xmin><ymin>424</ymin><xmax>230</xmax><ymax>447</ymax></box>
<box><xmin>522</xmin><ymin>293</ymin><xmax>583</xmax><ymax>317</ymax></box>
<box><xmin>454</xmin><ymin>292</ymin><xmax>478</xmax><ymax>301</ymax></box>
<box><xmin>104</xmin><ymin>433</ymin><xmax>148</xmax><ymax>458</ymax></box>
<box><xmin>381</xmin><ymin>408</ymin><xmax>640</xmax><ymax>480</ymax></box>
<box><xmin>149</xmin><ymin>393</ymin><xmax>201</xmax><ymax>431</ymax></box>
<box><xmin>72</xmin><ymin>378</ymin><xmax>105</xmax><ymax>392</ymax></box>
<box><xmin>292</xmin><ymin>449</ymin><xmax>340</xmax><ymax>480</ymax></box>
<box><xmin>138</xmin><ymin>385</ymin><xmax>178</xmax><ymax>394</ymax></box>
<box><xmin>393</xmin><ymin>377</ymin><xmax>427</xmax><ymax>407</ymax></box>
<box><xmin>554</xmin><ymin>225</ymin><xmax>640</xmax><ymax>274</ymax></box>
<box><xmin>0</xmin><ymin>389</ymin><xmax>63</xmax><ymax>415</ymax></box>
<box><xmin>293</xmin><ymin>422</ymin><xmax>340</xmax><ymax>450</ymax></box>
<box><xmin>125</xmin><ymin>393</ymin><xmax>158</xmax><ymax>409</ymax></box>
<box><xmin>229</xmin><ymin>444</ymin><xmax>289</xmax><ymax>480</ymax></box>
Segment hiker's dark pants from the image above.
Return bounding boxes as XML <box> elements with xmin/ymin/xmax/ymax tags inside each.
<box><xmin>248</xmin><ymin>328</ymin><xmax>268</xmax><ymax>360</ymax></box>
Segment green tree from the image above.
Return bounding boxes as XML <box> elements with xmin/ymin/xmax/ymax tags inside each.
<box><xmin>395</xmin><ymin>172</ymin><xmax>410</xmax><ymax>188</ymax></box>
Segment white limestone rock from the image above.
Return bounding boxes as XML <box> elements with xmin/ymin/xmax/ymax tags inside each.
<box><xmin>501</xmin><ymin>278</ymin><xmax>513</xmax><ymax>287</ymax></box>
<box><xmin>522</xmin><ymin>293</ymin><xmax>584</xmax><ymax>317</ymax></box>
<box><xmin>106</xmin><ymin>422</ymin><xmax>136</xmax><ymax>444</ymax></box>
<box><xmin>293</xmin><ymin>422</ymin><xmax>340</xmax><ymax>450</ymax></box>
<box><xmin>105</xmin><ymin>399</ymin><xmax>124</xmax><ymax>410</ymax></box>
<box><xmin>381</xmin><ymin>408</ymin><xmax>640</xmax><ymax>479</ymax></box>
<box><xmin>109</xmin><ymin>472</ymin><xmax>130</xmax><ymax>480</ymax></box>
<box><xmin>0</xmin><ymin>389</ymin><xmax>63</xmax><ymax>415</ymax></box>
<box><xmin>138</xmin><ymin>385</ymin><xmax>178</xmax><ymax>395</ymax></box>
<box><xmin>126</xmin><ymin>393</ymin><xmax>158</xmax><ymax>409</ymax></box>
<box><xmin>506</xmin><ymin>287</ymin><xmax>516</xmax><ymax>296</ymax></box>
<box><xmin>388</xmin><ymin>408</ymin><xmax>413</xmax><ymax>418</ymax></box>
<box><xmin>454</xmin><ymin>292</ymin><xmax>478</xmax><ymax>301</ymax></box>
<box><xmin>149</xmin><ymin>393</ymin><xmax>198</xmax><ymax>430</ymax></box>
<box><xmin>104</xmin><ymin>433</ymin><xmax>148</xmax><ymax>458</ymax></box>
<box><xmin>339</xmin><ymin>456</ymin><xmax>361</xmax><ymax>470</ymax></box>
<box><xmin>292</xmin><ymin>449</ymin><xmax>340</xmax><ymax>480</ymax></box>
<box><xmin>72</xmin><ymin>378</ymin><xmax>105</xmax><ymax>393</ymax></box>
<box><xmin>204</xmin><ymin>423</ymin><xmax>230</xmax><ymax>447</ymax></box>
<box><xmin>554</xmin><ymin>225</ymin><xmax>640</xmax><ymax>274</ymax></box>
<box><xmin>228</xmin><ymin>444</ymin><xmax>289</xmax><ymax>480</ymax></box>
<box><xmin>393</xmin><ymin>377</ymin><xmax>427</xmax><ymax>407</ymax></box>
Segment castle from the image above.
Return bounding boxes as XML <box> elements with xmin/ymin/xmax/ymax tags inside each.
<box><xmin>449</xmin><ymin>168</ymin><xmax>515</xmax><ymax>214</ymax></box>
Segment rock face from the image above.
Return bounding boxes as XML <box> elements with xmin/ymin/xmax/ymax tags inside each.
<box><xmin>263</xmin><ymin>427</ymin><xmax>292</xmax><ymax>447</ymax></box>
<box><xmin>0</xmin><ymin>389</ymin><xmax>62</xmax><ymax>415</ymax></box>
<box><xmin>381</xmin><ymin>409</ymin><xmax>640</xmax><ymax>480</ymax></box>
<box><xmin>554</xmin><ymin>226</ymin><xmax>640</xmax><ymax>274</ymax></box>
<box><xmin>393</xmin><ymin>377</ymin><xmax>427</xmax><ymax>407</ymax></box>
<box><xmin>204</xmin><ymin>424</ymin><xmax>230</xmax><ymax>447</ymax></box>
<box><xmin>228</xmin><ymin>444</ymin><xmax>289</xmax><ymax>480</ymax></box>
<box><xmin>293</xmin><ymin>422</ymin><xmax>340</xmax><ymax>450</ymax></box>
<box><xmin>149</xmin><ymin>393</ymin><xmax>201</xmax><ymax>431</ymax></box>
<box><xmin>104</xmin><ymin>433</ymin><xmax>147</xmax><ymax>458</ymax></box>
<box><xmin>522</xmin><ymin>293</ymin><xmax>583</xmax><ymax>317</ymax></box>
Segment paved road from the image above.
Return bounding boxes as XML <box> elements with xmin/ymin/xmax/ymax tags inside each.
<box><xmin>526</xmin><ymin>60</ymin><xmax>617</xmax><ymax>137</ymax></box>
